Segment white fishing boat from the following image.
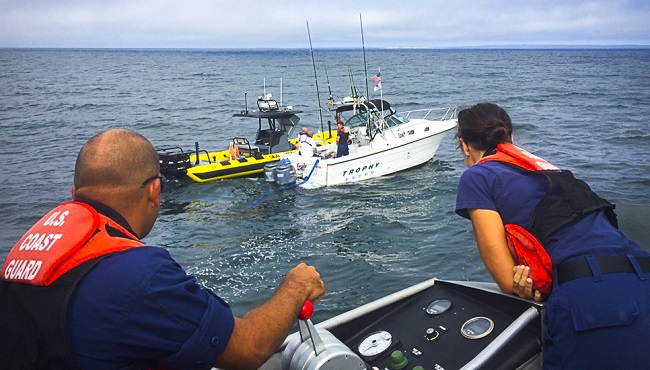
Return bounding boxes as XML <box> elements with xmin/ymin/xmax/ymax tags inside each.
<box><xmin>277</xmin><ymin>97</ymin><xmax>458</xmax><ymax>188</ymax></box>
<box><xmin>262</xmin><ymin>18</ymin><xmax>458</xmax><ymax>189</ymax></box>
<box><xmin>257</xmin><ymin>278</ymin><xmax>543</xmax><ymax>370</ymax></box>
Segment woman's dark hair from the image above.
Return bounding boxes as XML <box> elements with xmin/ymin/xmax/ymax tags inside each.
<box><xmin>456</xmin><ymin>103</ymin><xmax>513</xmax><ymax>152</ymax></box>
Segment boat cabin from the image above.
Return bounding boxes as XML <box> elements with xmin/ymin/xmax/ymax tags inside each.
<box><xmin>233</xmin><ymin>94</ymin><xmax>302</xmax><ymax>155</ymax></box>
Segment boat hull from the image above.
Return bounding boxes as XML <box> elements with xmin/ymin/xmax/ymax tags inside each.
<box><xmin>186</xmin><ymin>151</ymin><xmax>284</xmax><ymax>182</ymax></box>
<box><xmin>284</xmin><ymin>118</ymin><xmax>457</xmax><ymax>188</ymax></box>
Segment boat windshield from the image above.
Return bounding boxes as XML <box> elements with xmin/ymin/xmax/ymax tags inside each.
<box><xmin>345</xmin><ymin>110</ymin><xmax>409</xmax><ymax>129</ymax></box>
<box><xmin>345</xmin><ymin>112</ymin><xmax>369</xmax><ymax>129</ymax></box>
<box><xmin>383</xmin><ymin>112</ymin><xmax>409</xmax><ymax>127</ymax></box>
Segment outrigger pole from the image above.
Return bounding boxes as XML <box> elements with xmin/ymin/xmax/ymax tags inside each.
<box><xmin>359</xmin><ymin>13</ymin><xmax>374</xmax><ymax>141</ymax></box>
<box><xmin>306</xmin><ymin>21</ymin><xmax>326</xmax><ymax>137</ymax></box>
<box><xmin>360</xmin><ymin>13</ymin><xmax>370</xmax><ymax>102</ymax></box>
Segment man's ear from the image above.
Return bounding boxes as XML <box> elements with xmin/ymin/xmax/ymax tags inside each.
<box><xmin>147</xmin><ymin>180</ymin><xmax>161</xmax><ymax>208</ymax></box>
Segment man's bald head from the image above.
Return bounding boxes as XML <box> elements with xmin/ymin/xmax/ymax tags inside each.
<box><xmin>74</xmin><ymin>129</ymin><xmax>159</xmax><ymax>192</ymax></box>
<box><xmin>73</xmin><ymin>128</ymin><xmax>161</xmax><ymax>239</ymax></box>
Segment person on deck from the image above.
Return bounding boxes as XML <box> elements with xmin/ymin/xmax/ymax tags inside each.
<box><xmin>454</xmin><ymin>102</ymin><xmax>650</xmax><ymax>369</ymax></box>
<box><xmin>298</xmin><ymin>127</ymin><xmax>317</xmax><ymax>157</ymax></box>
<box><xmin>0</xmin><ymin>128</ymin><xmax>326</xmax><ymax>370</ymax></box>
<box><xmin>336</xmin><ymin>122</ymin><xmax>350</xmax><ymax>158</ymax></box>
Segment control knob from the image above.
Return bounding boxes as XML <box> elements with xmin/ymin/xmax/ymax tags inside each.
<box><xmin>424</xmin><ymin>328</ymin><xmax>439</xmax><ymax>341</ymax></box>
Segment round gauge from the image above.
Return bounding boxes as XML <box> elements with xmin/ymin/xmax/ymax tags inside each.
<box><xmin>461</xmin><ymin>317</ymin><xmax>494</xmax><ymax>339</ymax></box>
<box><xmin>358</xmin><ymin>331</ymin><xmax>393</xmax><ymax>357</ymax></box>
<box><xmin>425</xmin><ymin>299</ymin><xmax>452</xmax><ymax>316</ymax></box>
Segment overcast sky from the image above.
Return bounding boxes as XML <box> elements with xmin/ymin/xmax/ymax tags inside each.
<box><xmin>1</xmin><ymin>0</ymin><xmax>649</xmax><ymax>48</ymax></box>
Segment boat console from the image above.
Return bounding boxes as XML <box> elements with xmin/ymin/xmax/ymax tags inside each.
<box><xmin>269</xmin><ymin>279</ymin><xmax>543</xmax><ymax>370</ymax></box>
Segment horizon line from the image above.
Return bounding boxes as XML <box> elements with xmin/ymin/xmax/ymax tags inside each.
<box><xmin>1</xmin><ymin>44</ymin><xmax>650</xmax><ymax>51</ymax></box>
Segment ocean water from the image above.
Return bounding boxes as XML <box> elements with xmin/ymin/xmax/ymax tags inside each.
<box><xmin>1</xmin><ymin>48</ymin><xmax>649</xmax><ymax>323</ymax></box>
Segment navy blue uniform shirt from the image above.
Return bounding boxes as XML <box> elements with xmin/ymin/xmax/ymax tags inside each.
<box><xmin>68</xmin><ymin>199</ymin><xmax>234</xmax><ymax>369</ymax></box>
<box><xmin>456</xmin><ymin>161</ymin><xmax>645</xmax><ymax>265</ymax></box>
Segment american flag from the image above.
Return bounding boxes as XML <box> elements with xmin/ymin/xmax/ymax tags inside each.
<box><xmin>371</xmin><ymin>73</ymin><xmax>381</xmax><ymax>84</ymax></box>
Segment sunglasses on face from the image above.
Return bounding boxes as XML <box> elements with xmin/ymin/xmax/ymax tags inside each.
<box><xmin>140</xmin><ymin>174</ymin><xmax>165</xmax><ymax>193</ymax></box>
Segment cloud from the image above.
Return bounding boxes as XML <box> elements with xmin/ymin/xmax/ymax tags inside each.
<box><xmin>0</xmin><ymin>0</ymin><xmax>648</xmax><ymax>48</ymax></box>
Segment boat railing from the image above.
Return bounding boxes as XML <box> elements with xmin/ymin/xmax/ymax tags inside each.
<box><xmin>156</xmin><ymin>145</ymin><xmax>185</xmax><ymax>154</ymax></box>
<box><xmin>403</xmin><ymin>106</ymin><xmax>459</xmax><ymax>121</ymax></box>
<box><xmin>233</xmin><ymin>137</ymin><xmax>260</xmax><ymax>158</ymax></box>
<box><xmin>193</xmin><ymin>149</ymin><xmax>213</xmax><ymax>164</ymax></box>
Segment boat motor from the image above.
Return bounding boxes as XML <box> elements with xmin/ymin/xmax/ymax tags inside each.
<box><xmin>275</xmin><ymin>162</ymin><xmax>297</xmax><ymax>186</ymax></box>
<box><xmin>264</xmin><ymin>162</ymin><xmax>279</xmax><ymax>183</ymax></box>
<box><xmin>282</xmin><ymin>301</ymin><xmax>366</xmax><ymax>370</ymax></box>
<box><xmin>157</xmin><ymin>147</ymin><xmax>191</xmax><ymax>178</ymax></box>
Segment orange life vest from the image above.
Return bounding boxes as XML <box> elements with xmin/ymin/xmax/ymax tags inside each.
<box><xmin>477</xmin><ymin>143</ymin><xmax>556</xmax><ymax>295</ymax></box>
<box><xmin>229</xmin><ymin>142</ymin><xmax>240</xmax><ymax>160</ymax></box>
<box><xmin>477</xmin><ymin>142</ymin><xmax>559</xmax><ymax>171</ymax></box>
<box><xmin>2</xmin><ymin>200</ymin><xmax>144</xmax><ymax>286</ymax></box>
<box><xmin>503</xmin><ymin>224</ymin><xmax>553</xmax><ymax>295</ymax></box>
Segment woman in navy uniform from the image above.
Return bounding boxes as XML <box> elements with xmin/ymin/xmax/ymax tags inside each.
<box><xmin>455</xmin><ymin>102</ymin><xmax>650</xmax><ymax>369</ymax></box>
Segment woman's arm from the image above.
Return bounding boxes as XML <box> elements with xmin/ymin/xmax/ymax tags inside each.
<box><xmin>468</xmin><ymin>209</ymin><xmax>542</xmax><ymax>301</ymax></box>
<box><xmin>467</xmin><ymin>208</ymin><xmax>516</xmax><ymax>293</ymax></box>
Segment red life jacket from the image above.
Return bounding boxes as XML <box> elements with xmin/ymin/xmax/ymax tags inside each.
<box><xmin>477</xmin><ymin>142</ymin><xmax>559</xmax><ymax>171</ymax></box>
<box><xmin>2</xmin><ymin>200</ymin><xmax>144</xmax><ymax>286</ymax></box>
<box><xmin>477</xmin><ymin>143</ymin><xmax>556</xmax><ymax>295</ymax></box>
<box><xmin>503</xmin><ymin>224</ymin><xmax>553</xmax><ymax>295</ymax></box>
<box><xmin>0</xmin><ymin>200</ymin><xmax>148</xmax><ymax>370</ymax></box>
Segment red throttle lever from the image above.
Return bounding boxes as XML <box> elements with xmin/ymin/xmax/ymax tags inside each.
<box><xmin>296</xmin><ymin>300</ymin><xmax>327</xmax><ymax>357</ymax></box>
<box><xmin>298</xmin><ymin>300</ymin><xmax>314</xmax><ymax>320</ymax></box>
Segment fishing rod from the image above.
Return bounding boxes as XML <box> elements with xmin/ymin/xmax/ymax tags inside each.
<box><xmin>306</xmin><ymin>21</ymin><xmax>325</xmax><ymax>137</ymax></box>
<box><xmin>324</xmin><ymin>64</ymin><xmax>334</xmax><ymax>107</ymax></box>
<box><xmin>348</xmin><ymin>67</ymin><xmax>358</xmax><ymax>99</ymax></box>
<box><xmin>323</xmin><ymin>64</ymin><xmax>334</xmax><ymax>137</ymax></box>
